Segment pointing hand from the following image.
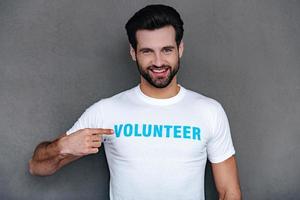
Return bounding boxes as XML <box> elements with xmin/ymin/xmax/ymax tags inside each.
<box><xmin>59</xmin><ymin>128</ymin><xmax>114</xmax><ymax>156</ymax></box>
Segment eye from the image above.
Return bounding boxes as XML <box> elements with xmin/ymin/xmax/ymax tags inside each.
<box><xmin>162</xmin><ymin>48</ymin><xmax>173</xmax><ymax>54</ymax></box>
<box><xmin>140</xmin><ymin>49</ymin><xmax>152</xmax><ymax>55</ymax></box>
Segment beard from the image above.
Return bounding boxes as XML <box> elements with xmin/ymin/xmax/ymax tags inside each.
<box><xmin>136</xmin><ymin>58</ymin><xmax>180</xmax><ymax>88</ymax></box>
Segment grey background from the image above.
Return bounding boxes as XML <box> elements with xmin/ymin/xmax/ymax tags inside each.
<box><xmin>0</xmin><ymin>0</ymin><xmax>299</xmax><ymax>199</ymax></box>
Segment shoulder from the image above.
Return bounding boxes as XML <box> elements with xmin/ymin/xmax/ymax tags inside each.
<box><xmin>182</xmin><ymin>87</ymin><xmax>228</xmax><ymax>128</ymax></box>
<box><xmin>100</xmin><ymin>86</ymin><xmax>135</xmax><ymax>106</ymax></box>
<box><xmin>183</xmin><ymin>87</ymin><xmax>223</xmax><ymax>112</ymax></box>
<box><xmin>86</xmin><ymin>86</ymin><xmax>135</xmax><ymax>111</ymax></box>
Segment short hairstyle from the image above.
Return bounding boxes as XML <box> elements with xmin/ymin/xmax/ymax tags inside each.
<box><xmin>125</xmin><ymin>4</ymin><xmax>184</xmax><ymax>50</ymax></box>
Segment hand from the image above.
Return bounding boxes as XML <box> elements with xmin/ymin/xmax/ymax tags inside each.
<box><xmin>58</xmin><ymin>128</ymin><xmax>114</xmax><ymax>156</ymax></box>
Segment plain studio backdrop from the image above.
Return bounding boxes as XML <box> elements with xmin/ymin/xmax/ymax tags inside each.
<box><xmin>0</xmin><ymin>0</ymin><xmax>299</xmax><ymax>199</ymax></box>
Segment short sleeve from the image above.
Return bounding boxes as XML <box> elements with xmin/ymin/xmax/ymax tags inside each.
<box><xmin>207</xmin><ymin>102</ymin><xmax>235</xmax><ymax>163</ymax></box>
<box><xmin>66</xmin><ymin>101</ymin><xmax>103</xmax><ymax>135</ymax></box>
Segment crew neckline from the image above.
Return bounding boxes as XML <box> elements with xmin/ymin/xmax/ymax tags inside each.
<box><xmin>134</xmin><ymin>83</ymin><xmax>186</xmax><ymax>106</ymax></box>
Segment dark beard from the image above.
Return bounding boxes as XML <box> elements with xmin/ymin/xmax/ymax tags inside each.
<box><xmin>136</xmin><ymin>58</ymin><xmax>180</xmax><ymax>88</ymax></box>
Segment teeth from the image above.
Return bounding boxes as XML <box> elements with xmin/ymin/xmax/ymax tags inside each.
<box><xmin>152</xmin><ymin>68</ymin><xmax>167</xmax><ymax>73</ymax></box>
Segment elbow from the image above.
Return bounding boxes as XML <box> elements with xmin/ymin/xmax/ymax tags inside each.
<box><xmin>228</xmin><ymin>193</ymin><xmax>242</xmax><ymax>200</ymax></box>
<box><xmin>218</xmin><ymin>190</ymin><xmax>242</xmax><ymax>200</ymax></box>
<box><xmin>28</xmin><ymin>159</ymin><xmax>55</xmax><ymax>176</ymax></box>
<box><xmin>28</xmin><ymin>159</ymin><xmax>44</xmax><ymax>176</ymax></box>
<box><xmin>232</xmin><ymin>186</ymin><xmax>242</xmax><ymax>200</ymax></box>
<box><xmin>228</xmin><ymin>192</ymin><xmax>242</xmax><ymax>200</ymax></box>
<box><xmin>28</xmin><ymin>159</ymin><xmax>36</xmax><ymax>175</ymax></box>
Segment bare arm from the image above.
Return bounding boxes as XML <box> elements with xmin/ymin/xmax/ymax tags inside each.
<box><xmin>28</xmin><ymin>135</ymin><xmax>81</xmax><ymax>176</ymax></box>
<box><xmin>211</xmin><ymin>156</ymin><xmax>242</xmax><ymax>200</ymax></box>
<box><xmin>29</xmin><ymin>128</ymin><xmax>114</xmax><ymax>176</ymax></box>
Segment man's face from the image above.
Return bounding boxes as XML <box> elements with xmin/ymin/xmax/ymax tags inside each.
<box><xmin>130</xmin><ymin>26</ymin><xmax>184</xmax><ymax>88</ymax></box>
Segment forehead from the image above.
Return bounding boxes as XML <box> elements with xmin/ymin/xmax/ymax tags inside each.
<box><xmin>135</xmin><ymin>26</ymin><xmax>176</xmax><ymax>49</ymax></box>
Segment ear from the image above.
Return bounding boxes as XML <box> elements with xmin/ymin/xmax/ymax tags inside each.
<box><xmin>130</xmin><ymin>45</ymin><xmax>136</xmax><ymax>61</ymax></box>
<box><xmin>178</xmin><ymin>41</ymin><xmax>184</xmax><ymax>58</ymax></box>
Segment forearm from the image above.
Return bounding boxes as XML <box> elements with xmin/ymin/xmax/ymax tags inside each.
<box><xmin>29</xmin><ymin>136</ymin><xmax>81</xmax><ymax>176</ymax></box>
<box><xmin>29</xmin><ymin>128</ymin><xmax>109</xmax><ymax>176</ymax></box>
<box><xmin>32</xmin><ymin>139</ymin><xmax>61</xmax><ymax>161</ymax></box>
<box><xmin>29</xmin><ymin>154</ymin><xmax>64</xmax><ymax>176</ymax></box>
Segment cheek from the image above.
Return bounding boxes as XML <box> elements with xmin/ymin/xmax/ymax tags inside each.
<box><xmin>137</xmin><ymin>53</ymin><xmax>178</xmax><ymax>67</ymax></box>
<box><xmin>136</xmin><ymin>56</ymin><xmax>152</xmax><ymax>68</ymax></box>
<box><xmin>166</xmin><ymin>55</ymin><xmax>179</xmax><ymax>66</ymax></box>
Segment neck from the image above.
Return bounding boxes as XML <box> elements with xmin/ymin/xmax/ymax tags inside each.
<box><xmin>139</xmin><ymin>77</ymin><xmax>180</xmax><ymax>99</ymax></box>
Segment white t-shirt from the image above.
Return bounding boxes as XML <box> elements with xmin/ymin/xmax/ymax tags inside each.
<box><xmin>66</xmin><ymin>84</ymin><xmax>235</xmax><ymax>200</ymax></box>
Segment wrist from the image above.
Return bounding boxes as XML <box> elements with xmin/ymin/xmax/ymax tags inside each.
<box><xmin>57</xmin><ymin>135</ymin><xmax>70</xmax><ymax>156</ymax></box>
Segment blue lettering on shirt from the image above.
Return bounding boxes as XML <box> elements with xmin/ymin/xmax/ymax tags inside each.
<box><xmin>113</xmin><ymin>123</ymin><xmax>201</xmax><ymax>141</ymax></box>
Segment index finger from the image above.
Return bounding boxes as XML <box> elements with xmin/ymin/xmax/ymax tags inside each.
<box><xmin>88</xmin><ymin>128</ymin><xmax>114</xmax><ymax>135</ymax></box>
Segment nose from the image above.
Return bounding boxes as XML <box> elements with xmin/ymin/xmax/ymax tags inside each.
<box><xmin>153</xmin><ymin>52</ymin><xmax>164</xmax><ymax>67</ymax></box>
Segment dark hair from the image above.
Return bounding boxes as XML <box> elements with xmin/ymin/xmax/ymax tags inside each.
<box><xmin>125</xmin><ymin>4</ymin><xmax>184</xmax><ymax>50</ymax></box>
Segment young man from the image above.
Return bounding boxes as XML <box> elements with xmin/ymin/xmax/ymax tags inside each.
<box><xmin>29</xmin><ymin>4</ymin><xmax>241</xmax><ymax>200</ymax></box>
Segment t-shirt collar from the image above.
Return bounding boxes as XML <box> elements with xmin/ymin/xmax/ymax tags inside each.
<box><xmin>134</xmin><ymin>83</ymin><xmax>186</xmax><ymax>106</ymax></box>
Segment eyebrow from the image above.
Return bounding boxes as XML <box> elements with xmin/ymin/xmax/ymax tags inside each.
<box><xmin>162</xmin><ymin>46</ymin><xmax>176</xmax><ymax>49</ymax></box>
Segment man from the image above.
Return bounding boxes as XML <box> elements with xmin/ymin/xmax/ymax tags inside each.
<box><xmin>29</xmin><ymin>4</ymin><xmax>241</xmax><ymax>200</ymax></box>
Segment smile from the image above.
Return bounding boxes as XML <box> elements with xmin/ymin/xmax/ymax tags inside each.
<box><xmin>152</xmin><ymin>68</ymin><xmax>167</xmax><ymax>73</ymax></box>
<box><xmin>150</xmin><ymin>68</ymin><xmax>169</xmax><ymax>75</ymax></box>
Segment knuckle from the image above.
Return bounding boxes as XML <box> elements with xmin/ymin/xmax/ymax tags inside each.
<box><xmin>92</xmin><ymin>136</ymin><xmax>97</xmax><ymax>141</ymax></box>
